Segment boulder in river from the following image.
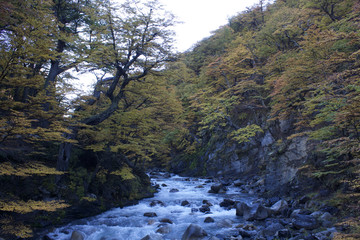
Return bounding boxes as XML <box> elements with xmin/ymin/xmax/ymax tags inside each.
<box><xmin>199</xmin><ymin>205</ymin><xmax>210</xmax><ymax>213</ymax></box>
<box><xmin>220</xmin><ymin>199</ymin><xmax>235</xmax><ymax>209</ymax></box>
<box><xmin>204</xmin><ymin>217</ymin><xmax>215</xmax><ymax>223</ymax></box>
<box><xmin>160</xmin><ymin>218</ymin><xmax>173</xmax><ymax>224</ymax></box>
<box><xmin>208</xmin><ymin>184</ymin><xmax>226</xmax><ymax>193</ymax></box>
<box><xmin>150</xmin><ymin>200</ymin><xmax>165</xmax><ymax>207</ymax></box>
<box><xmin>181</xmin><ymin>224</ymin><xmax>207</xmax><ymax>240</ymax></box>
<box><xmin>169</xmin><ymin>188</ymin><xmax>179</xmax><ymax>193</ymax></box>
<box><xmin>156</xmin><ymin>225</ymin><xmax>171</xmax><ymax>234</ymax></box>
<box><xmin>181</xmin><ymin>200</ymin><xmax>190</xmax><ymax>206</ymax></box>
<box><xmin>70</xmin><ymin>231</ymin><xmax>84</xmax><ymax>240</ymax></box>
<box><xmin>236</xmin><ymin>202</ymin><xmax>250</xmax><ymax>216</ymax></box>
<box><xmin>144</xmin><ymin>212</ymin><xmax>157</xmax><ymax>217</ymax></box>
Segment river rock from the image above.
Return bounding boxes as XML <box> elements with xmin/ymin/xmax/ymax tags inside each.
<box><xmin>236</xmin><ymin>202</ymin><xmax>250</xmax><ymax>216</ymax></box>
<box><xmin>269</xmin><ymin>200</ymin><xmax>288</xmax><ymax>215</ymax></box>
<box><xmin>202</xmin><ymin>200</ymin><xmax>213</xmax><ymax>206</ymax></box>
<box><xmin>216</xmin><ymin>219</ymin><xmax>233</xmax><ymax>228</ymax></box>
<box><xmin>160</xmin><ymin>218</ymin><xmax>173</xmax><ymax>224</ymax></box>
<box><xmin>220</xmin><ymin>199</ymin><xmax>235</xmax><ymax>208</ymax></box>
<box><xmin>181</xmin><ymin>224</ymin><xmax>207</xmax><ymax>240</ymax></box>
<box><xmin>141</xmin><ymin>234</ymin><xmax>164</xmax><ymax>240</ymax></box>
<box><xmin>299</xmin><ymin>195</ymin><xmax>311</xmax><ymax>204</ymax></box>
<box><xmin>70</xmin><ymin>231</ymin><xmax>84</xmax><ymax>240</ymax></box>
<box><xmin>144</xmin><ymin>212</ymin><xmax>157</xmax><ymax>217</ymax></box>
<box><xmin>156</xmin><ymin>226</ymin><xmax>171</xmax><ymax>234</ymax></box>
<box><xmin>150</xmin><ymin>200</ymin><xmax>165</xmax><ymax>207</ymax></box>
<box><xmin>209</xmin><ymin>184</ymin><xmax>226</xmax><ymax>193</ymax></box>
<box><xmin>292</xmin><ymin>214</ymin><xmax>319</xmax><ymax>230</ymax></box>
<box><xmin>243</xmin><ymin>204</ymin><xmax>269</xmax><ymax>221</ymax></box>
<box><xmin>169</xmin><ymin>188</ymin><xmax>179</xmax><ymax>193</ymax></box>
<box><xmin>199</xmin><ymin>205</ymin><xmax>210</xmax><ymax>213</ymax></box>
<box><xmin>181</xmin><ymin>200</ymin><xmax>190</xmax><ymax>206</ymax></box>
<box><xmin>204</xmin><ymin>217</ymin><xmax>215</xmax><ymax>223</ymax></box>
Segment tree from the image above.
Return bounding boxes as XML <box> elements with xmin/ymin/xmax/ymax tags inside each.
<box><xmin>57</xmin><ymin>0</ymin><xmax>176</xmax><ymax>171</ymax></box>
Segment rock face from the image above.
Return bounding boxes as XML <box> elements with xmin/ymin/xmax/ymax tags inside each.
<box><xmin>181</xmin><ymin>224</ymin><xmax>207</xmax><ymax>240</ymax></box>
<box><xmin>170</xmin><ymin>116</ymin><xmax>318</xmax><ymax>195</ymax></box>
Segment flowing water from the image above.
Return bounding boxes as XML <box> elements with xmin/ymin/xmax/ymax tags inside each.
<box><xmin>47</xmin><ymin>173</ymin><xmax>255</xmax><ymax>240</ymax></box>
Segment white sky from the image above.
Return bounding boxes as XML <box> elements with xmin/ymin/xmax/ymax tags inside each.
<box><xmin>159</xmin><ymin>0</ymin><xmax>261</xmax><ymax>52</ymax></box>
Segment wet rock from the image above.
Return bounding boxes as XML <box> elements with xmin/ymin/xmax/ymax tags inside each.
<box><xmin>191</xmin><ymin>208</ymin><xmax>199</xmax><ymax>213</ymax></box>
<box><xmin>262</xmin><ymin>223</ymin><xmax>284</xmax><ymax>236</ymax></box>
<box><xmin>181</xmin><ymin>224</ymin><xmax>207</xmax><ymax>240</ymax></box>
<box><xmin>161</xmin><ymin>183</ymin><xmax>167</xmax><ymax>187</ymax></box>
<box><xmin>199</xmin><ymin>205</ymin><xmax>210</xmax><ymax>213</ymax></box>
<box><xmin>144</xmin><ymin>212</ymin><xmax>157</xmax><ymax>217</ymax></box>
<box><xmin>236</xmin><ymin>202</ymin><xmax>249</xmax><ymax>216</ymax></box>
<box><xmin>204</xmin><ymin>217</ymin><xmax>215</xmax><ymax>223</ymax></box>
<box><xmin>195</xmin><ymin>185</ymin><xmax>204</xmax><ymax>188</ymax></box>
<box><xmin>150</xmin><ymin>200</ymin><xmax>165</xmax><ymax>207</ymax></box>
<box><xmin>70</xmin><ymin>231</ymin><xmax>84</xmax><ymax>240</ymax></box>
<box><xmin>169</xmin><ymin>188</ymin><xmax>179</xmax><ymax>193</ymax></box>
<box><xmin>220</xmin><ymin>199</ymin><xmax>235</xmax><ymax>209</ymax></box>
<box><xmin>216</xmin><ymin>219</ymin><xmax>233</xmax><ymax>228</ymax></box>
<box><xmin>292</xmin><ymin>214</ymin><xmax>319</xmax><ymax>230</ymax></box>
<box><xmin>234</xmin><ymin>180</ymin><xmax>244</xmax><ymax>187</ymax></box>
<box><xmin>181</xmin><ymin>200</ymin><xmax>190</xmax><ymax>206</ymax></box>
<box><xmin>209</xmin><ymin>184</ymin><xmax>226</xmax><ymax>193</ymax></box>
<box><xmin>202</xmin><ymin>200</ymin><xmax>213</xmax><ymax>206</ymax></box>
<box><xmin>160</xmin><ymin>218</ymin><xmax>173</xmax><ymax>224</ymax></box>
<box><xmin>148</xmin><ymin>219</ymin><xmax>156</xmax><ymax>225</ymax></box>
<box><xmin>141</xmin><ymin>234</ymin><xmax>164</xmax><ymax>240</ymax></box>
<box><xmin>269</xmin><ymin>200</ymin><xmax>288</xmax><ymax>215</ymax></box>
<box><xmin>156</xmin><ymin>226</ymin><xmax>171</xmax><ymax>234</ymax></box>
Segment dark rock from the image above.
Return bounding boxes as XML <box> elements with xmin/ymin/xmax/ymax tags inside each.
<box><xmin>209</xmin><ymin>184</ymin><xmax>226</xmax><ymax>193</ymax></box>
<box><xmin>181</xmin><ymin>224</ymin><xmax>207</xmax><ymax>240</ymax></box>
<box><xmin>299</xmin><ymin>196</ymin><xmax>311</xmax><ymax>204</ymax></box>
<box><xmin>216</xmin><ymin>219</ymin><xmax>232</xmax><ymax>228</ymax></box>
<box><xmin>161</xmin><ymin>183</ymin><xmax>167</xmax><ymax>187</ymax></box>
<box><xmin>292</xmin><ymin>214</ymin><xmax>319</xmax><ymax>230</ymax></box>
<box><xmin>191</xmin><ymin>208</ymin><xmax>199</xmax><ymax>213</ymax></box>
<box><xmin>42</xmin><ymin>235</ymin><xmax>53</xmax><ymax>240</ymax></box>
<box><xmin>320</xmin><ymin>205</ymin><xmax>339</xmax><ymax>215</ymax></box>
<box><xmin>202</xmin><ymin>200</ymin><xmax>213</xmax><ymax>206</ymax></box>
<box><xmin>160</xmin><ymin>218</ymin><xmax>173</xmax><ymax>224</ymax></box>
<box><xmin>234</xmin><ymin>180</ymin><xmax>244</xmax><ymax>187</ymax></box>
<box><xmin>204</xmin><ymin>217</ymin><xmax>215</xmax><ymax>223</ymax></box>
<box><xmin>181</xmin><ymin>200</ymin><xmax>190</xmax><ymax>206</ymax></box>
<box><xmin>195</xmin><ymin>185</ymin><xmax>204</xmax><ymax>188</ymax></box>
<box><xmin>220</xmin><ymin>199</ymin><xmax>235</xmax><ymax>208</ymax></box>
<box><xmin>243</xmin><ymin>204</ymin><xmax>269</xmax><ymax>221</ymax></box>
<box><xmin>156</xmin><ymin>226</ymin><xmax>171</xmax><ymax>234</ymax></box>
<box><xmin>269</xmin><ymin>200</ymin><xmax>288</xmax><ymax>215</ymax></box>
<box><xmin>239</xmin><ymin>230</ymin><xmax>256</xmax><ymax>238</ymax></box>
<box><xmin>150</xmin><ymin>200</ymin><xmax>165</xmax><ymax>207</ymax></box>
<box><xmin>262</xmin><ymin>223</ymin><xmax>284</xmax><ymax>236</ymax></box>
<box><xmin>236</xmin><ymin>202</ymin><xmax>250</xmax><ymax>216</ymax></box>
<box><xmin>70</xmin><ymin>231</ymin><xmax>84</xmax><ymax>240</ymax></box>
<box><xmin>169</xmin><ymin>188</ymin><xmax>179</xmax><ymax>193</ymax></box>
<box><xmin>144</xmin><ymin>212</ymin><xmax>157</xmax><ymax>217</ymax></box>
<box><xmin>276</xmin><ymin>229</ymin><xmax>292</xmax><ymax>238</ymax></box>
<box><xmin>199</xmin><ymin>205</ymin><xmax>210</xmax><ymax>213</ymax></box>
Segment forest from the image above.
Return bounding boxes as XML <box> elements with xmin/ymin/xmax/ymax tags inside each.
<box><xmin>0</xmin><ymin>0</ymin><xmax>359</xmax><ymax>239</ymax></box>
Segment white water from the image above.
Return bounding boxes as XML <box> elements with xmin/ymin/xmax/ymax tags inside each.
<box><xmin>47</xmin><ymin>173</ymin><xmax>255</xmax><ymax>240</ymax></box>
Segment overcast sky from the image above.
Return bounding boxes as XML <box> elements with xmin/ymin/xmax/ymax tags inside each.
<box><xmin>159</xmin><ymin>0</ymin><xmax>261</xmax><ymax>52</ymax></box>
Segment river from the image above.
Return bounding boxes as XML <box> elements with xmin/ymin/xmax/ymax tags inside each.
<box><xmin>46</xmin><ymin>172</ymin><xmax>255</xmax><ymax>240</ymax></box>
